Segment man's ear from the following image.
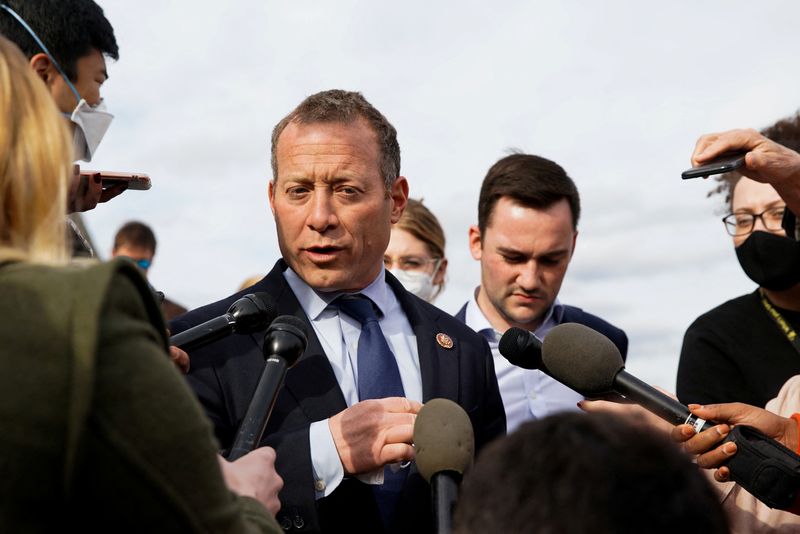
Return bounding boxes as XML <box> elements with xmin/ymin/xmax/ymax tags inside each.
<box><xmin>268</xmin><ymin>179</ymin><xmax>276</xmax><ymax>216</ymax></box>
<box><xmin>469</xmin><ymin>225</ymin><xmax>482</xmax><ymax>261</ymax></box>
<box><xmin>571</xmin><ymin>230</ymin><xmax>578</xmax><ymax>255</ymax></box>
<box><xmin>29</xmin><ymin>53</ymin><xmax>56</xmax><ymax>84</ymax></box>
<box><xmin>389</xmin><ymin>176</ymin><xmax>409</xmax><ymax>224</ymax></box>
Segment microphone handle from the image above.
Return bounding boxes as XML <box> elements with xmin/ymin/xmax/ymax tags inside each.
<box><xmin>227</xmin><ymin>356</ymin><xmax>288</xmax><ymax>461</ymax></box>
<box><xmin>169</xmin><ymin>314</ymin><xmax>234</xmax><ymax>352</ymax></box>
<box><xmin>614</xmin><ymin>370</ymin><xmax>714</xmax><ymax>433</ymax></box>
<box><xmin>431</xmin><ymin>471</ymin><xmax>460</xmax><ymax>534</ymax></box>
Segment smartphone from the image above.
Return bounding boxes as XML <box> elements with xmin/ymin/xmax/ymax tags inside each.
<box><xmin>80</xmin><ymin>170</ymin><xmax>152</xmax><ymax>191</ymax></box>
<box><xmin>681</xmin><ymin>152</ymin><xmax>746</xmax><ymax>180</ymax></box>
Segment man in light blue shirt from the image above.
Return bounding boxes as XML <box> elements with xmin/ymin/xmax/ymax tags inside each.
<box><xmin>455</xmin><ymin>153</ymin><xmax>628</xmax><ymax>433</ymax></box>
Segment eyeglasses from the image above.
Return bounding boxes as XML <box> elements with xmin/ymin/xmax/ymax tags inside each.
<box><xmin>722</xmin><ymin>206</ymin><xmax>786</xmax><ymax>237</ymax></box>
<box><xmin>384</xmin><ymin>255</ymin><xmax>441</xmax><ymax>273</ymax></box>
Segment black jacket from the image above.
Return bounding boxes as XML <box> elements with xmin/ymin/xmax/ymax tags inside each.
<box><xmin>172</xmin><ymin>261</ymin><xmax>506</xmax><ymax>533</ymax></box>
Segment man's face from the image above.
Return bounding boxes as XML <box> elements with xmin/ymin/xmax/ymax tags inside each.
<box><xmin>36</xmin><ymin>48</ymin><xmax>107</xmax><ymax>113</ymax></box>
<box><xmin>112</xmin><ymin>244</ymin><xmax>154</xmax><ymax>277</ymax></box>
<box><xmin>269</xmin><ymin>119</ymin><xmax>408</xmax><ymax>292</ymax></box>
<box><xmin>470</xmin><ymin>197</ymin><xmax>577</xmax><ymax>332</ymax></box>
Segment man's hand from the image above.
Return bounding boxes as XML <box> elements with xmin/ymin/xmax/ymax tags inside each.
<box><xmin>671</xmin><ymin>403</ymin><xmax>799</xmax><ymax>482</ymax></box>
<box><xmin>168</xmin><ymin>346</ymin><xmax>190</xmax><ymax>374</ymax></box>
<box><xmin>329</xmin><ymin>397</ymin><xmax>422</xmax><ymax>475</ymax></box>
<box><xmin>67</xmin><ymin>165</ymin><xmax>126</xmax><ymax>213</ymax></box>
<box><xmin>218</xmin><ymin>447</ymin><xmax>283</xmax><ymax>516</ymax></box>
<box><xmin>692</xmin><ymin>129</ymin><xmax>800</xmax><ymax>215</ymax></box>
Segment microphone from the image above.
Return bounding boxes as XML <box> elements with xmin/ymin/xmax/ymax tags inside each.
<box><xmin>227</xmin><ymin>315</ymin><xmax>308</xmax><ymax>461</ymax></box>
<box><xmin>536</xmin><ymin>323</ymin><xmax>712</xmax><ymax>432</ymax></box>
<box><xmin>413</xmin><ymin>398</ymin><xmax>474</xmax><ymax>534</ymax></box>
<box><xmin>497</xmin><ymin>327</ymin><xmax>544</xmax><ymax>370</ymax></box>
<box><xmin>169</xmin><ymin>292</ymin><xmax>276</xmax><ymax>352</ymax></box>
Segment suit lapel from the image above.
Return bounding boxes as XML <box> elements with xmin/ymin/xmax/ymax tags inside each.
<box><xmin>386</xmin><ymin>272</ymin><xmax>460</xmax><ymax>403</ymax></box>
<box><xmin>254</xmin><ymin>261</ymin><xmax>348</xmax><ymax>422</ymax></box>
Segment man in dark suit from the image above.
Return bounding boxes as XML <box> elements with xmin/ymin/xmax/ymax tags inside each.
<box><xmin>172</xmin><ymin>90</ymin><xmax>505</xmax><ymax>533</ymax></box>
<box><xmin>455</xmin><ymin>153</ymin><xmax>627</xmax><ymax>434</ymax></box>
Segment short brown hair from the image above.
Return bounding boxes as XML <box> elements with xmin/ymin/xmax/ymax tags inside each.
<box><xmin>395</xmin><ymin>199</ymin><xmax>446</xmax><ymax>260</ymax></box>
<box><xmin>478</xmin><ymin>153</ymin><xmax>580</xmax><ymax>233</ymax></box>
<box><xmin>113</xmin><ymin>221</ymin><xmax>156</xmax><ymax>255</ymax></box>
<box><xmin>711</xmin><ymin>111</ymin><xmax>800</xmax><ymax>209</ymax></box>
<box><xmin>270</xmin><ymin>89</ymin><xmax>400</xmax><ymax>190</ymax></box>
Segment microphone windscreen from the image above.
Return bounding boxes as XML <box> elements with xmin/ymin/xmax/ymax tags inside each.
<box><xmin>498</xmin><ymin>327</ymin><xmax>541</xmax><ymax>370</ymax></box>
<box><xmin>540</xmin><ymin>323</ymin><xmax>623</xmax><ymax>396</ymax></box>
<box><xmin>413</xmin><ymin>398</ymin><xmax>474</xmax><ymax>483</ymax></box>
<box><xmin>272</xmin><ymin>314</ymin><xmax>309</xmax><ymax>339</ymax></box>
<box><xmin>230</xmin><ymin>292</ymin><xmax>277</xmax><ymax>333</ymax></box>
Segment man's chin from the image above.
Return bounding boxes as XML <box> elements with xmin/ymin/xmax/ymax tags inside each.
<box><xmin>503</xmin><ymin>304</ymin><xmax>548</xmax><ymax>330</ymax></box>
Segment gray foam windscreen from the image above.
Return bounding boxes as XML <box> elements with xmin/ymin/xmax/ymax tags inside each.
<box><xmin>413</xmin><ymin>398</ymin><xmax>474</xmax><ymax>483</ymax></box>
<box><xmin>540</xmin><ymin>323</ymin><xmax>624</xmax><ymax>396</ymax></box>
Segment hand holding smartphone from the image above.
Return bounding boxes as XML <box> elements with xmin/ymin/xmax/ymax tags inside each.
<box><xmin>681</xmin><ymin>152</ymin><xmax>746</xmax><ymax>179</ymax></box>
<box><xmin>79</xmin><ymin>170</ymin><xmax>152</xmax><ymax>191</ymax></box>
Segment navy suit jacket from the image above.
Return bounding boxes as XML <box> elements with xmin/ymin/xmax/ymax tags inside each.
<box><xmin>172</xmin><ymin>261</ymin><xmax>506</xmax><ymax>533</ymax></box>
<box><xmin>454</xmin><ymin>302</ymin><xmax>629</xmax><ymax>361</ymax></box>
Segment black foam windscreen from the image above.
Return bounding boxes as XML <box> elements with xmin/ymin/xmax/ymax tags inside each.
<box><xmin>230</xmin><ymin>292</ymin><xmax>277</xmax><ymax>333</ymax></box>
<box><xmin>272</xmin><ymin>314</ymin><xmax>308</xmax><ymax>338</ymax></box>
<box><xmin>498</xmin><ymin>327</ymin><xmax>543</xmax><ymax>370</ymax></box>
<box><xmin>540</xmin><ymin>323</ymin><xmax>624</xmax><ymax>396</ymax></box>
<box><xmin>413</xmin><ymin>398</ymin><xmax>474</xmax><ymax>483</ymax></box>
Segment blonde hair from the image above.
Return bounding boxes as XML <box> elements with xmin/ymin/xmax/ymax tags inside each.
<box><xmin>0</xmin><ymin>35</ymin><xmax>71</xmax><ymax>264</ymax></box>
<box><xmin>395</xmin><ymin>198</ymin><xmax>446</xmax><ymax>260</ymax></box>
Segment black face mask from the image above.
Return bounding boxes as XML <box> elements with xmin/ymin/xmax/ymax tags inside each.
<box><xmin>735</xmin><ymin>231</ymin><xmax>800</xmax><ymax>291</ymax></box>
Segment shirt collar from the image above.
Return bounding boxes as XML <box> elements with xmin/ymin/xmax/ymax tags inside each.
<box><xmin>283</xmin><ymin>266</ymin><xmax>390</xmax><ymax>321</ymax></box>
<box><xmin>465</xmin><ymin>286</ymin><xmax>564</xmax><ymax>337</ymax></box>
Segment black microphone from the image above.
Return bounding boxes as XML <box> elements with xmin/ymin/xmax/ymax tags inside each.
<box><xmin>413</xmin><ymin>398</ymin><xmax>474</xmax><ymax>534</ymax></box>
<box><xmin>227</xmin><ymin>315</ymin><xmax>308</xmax><ymax>461</ymax></box>
<box><xmin>169</xmin><ymin>292</ymin><xmax>276</xmax><ymax>352</ymax></box>
<box><xmin>533</xmin><ymin>323</ymin><xmax>712</xmax><ymax>432</ymax></box>
<box><xmin>497</xmin><ymin>327</ymin><xmax>544</xmax><ymax>371</ymax></box>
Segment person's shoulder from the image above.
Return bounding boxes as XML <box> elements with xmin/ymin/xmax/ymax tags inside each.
<box><xmin>561</xmin><ymin>304</ymin><xmax>625</xmax><ymax>336</ymax></box>
<box><xmin>171</xmin><ymin>289</ymin><xmax>249</xmax><ymax>332</ymax></box>
<box><xmin>171</xmin><ymin>266</ymin><xmax>283</xmax><ymax>332</ymax></box>
<box><xmin>688</xmin><ymin>292</ymin><xmax>756</xmax><ymax>329</ymax></box>
<box><xmin>1</xmin><ymin>258</ymin><xmax>141</xmax><ymax>297</ymax></box>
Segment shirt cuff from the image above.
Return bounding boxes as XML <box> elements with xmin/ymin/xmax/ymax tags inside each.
<box><xmin>309</xmin><ymin>419</ymin><xmax>344</xmax><ymax>498</ymax></box>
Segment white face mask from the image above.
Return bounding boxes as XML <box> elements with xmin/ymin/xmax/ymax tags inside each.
<box><xmin>390</xmin><ymin>268</ymin><xmax>440</xmax><ymax>302</ymax></box>
<box><xmin>66</xmin><ymin>98</ymin><xmax>114</xmax><ymax>162</ymax></box>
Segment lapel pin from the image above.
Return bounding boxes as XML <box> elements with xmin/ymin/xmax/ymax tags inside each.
<box><xmin>436</xmin><ymin>332</ymin><xmax>454</xmax><ymax>349</ymax></box>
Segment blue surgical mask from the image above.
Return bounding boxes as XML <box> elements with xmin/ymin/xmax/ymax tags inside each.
<box><xmin>1</xmin><ymin>3</ymin><xmax>113</xmax><ymax>162</ymax></box>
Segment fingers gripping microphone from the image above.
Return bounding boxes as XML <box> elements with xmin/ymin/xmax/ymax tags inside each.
<box><xmin>413</xmin><ymin>398</ymin><xmax>474</xmax><ymax>534</ymax></box>
<box><xmin>169</xmin><ymin>292</ymin><xmax>276</xmax><ymax>352</ymax></box>
<box><xmin>540</xmin><ymin>323</ymin><xmax>800</xmax><ymax>511</ymax></box>
<box><xmin>539</xmin><ymin>323</ymin><xmax>712</xmax><ymax>432</ymax></box>
<box><xmin>227</xmin><ymin>315</ymin><xmax>307</xmax><ymax>461</ymax></box>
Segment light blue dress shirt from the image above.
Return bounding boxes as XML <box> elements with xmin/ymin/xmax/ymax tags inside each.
<box><xmin>464</xmin><ymin>289</ymin><xmax>582</xmax><ymax>434</ymax></box>
<box><xmin>283</xmin><ymin>267</ymin><xmax>422</xmax><ymax>498</ymax></box>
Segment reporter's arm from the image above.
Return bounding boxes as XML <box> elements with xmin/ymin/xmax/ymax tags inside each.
<box><xmin>79</xmin><ymin>271</ymin><xmax>281</xmax><ymax>532</ymax></box>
